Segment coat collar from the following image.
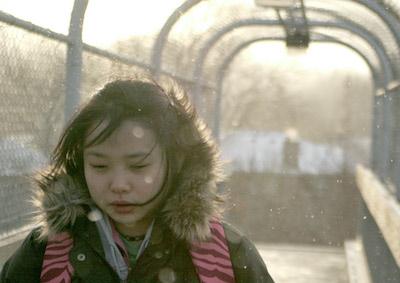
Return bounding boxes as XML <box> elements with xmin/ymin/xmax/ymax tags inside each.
<box><xmin>71</xmin><ymin>216</ymin><xmax>169</xmax><ymax>256</ymax></box>
<box><xmin>33</xmin><ymin>129</ymin><xmax>225</xmax><ymax>242</ymax></box>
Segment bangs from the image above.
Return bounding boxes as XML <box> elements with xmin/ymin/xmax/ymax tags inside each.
<box><xmin>84</xmin><ymin>118</ymin><xmax>119</xmax><ymax>148</ymax></box>
<box><xmin>83</xmin><ymin>116</ymin><xmax>156</xmax><ymax>149</ymax></box>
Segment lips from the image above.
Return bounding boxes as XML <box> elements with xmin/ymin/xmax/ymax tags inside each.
<box><xmin>110</xmin><ymin>201</ymin><xmax>135</xmax><ymax>214</ymax></box>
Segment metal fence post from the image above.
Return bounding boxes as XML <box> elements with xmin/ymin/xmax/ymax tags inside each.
<box><xmin>64</xmin><ymin>0</ymin><xmax>88</xmax><ymax>124</ymax></box>
<box><xmin>389</xmin><ymin>87</ymin><xmax>400</xmax><ymax>201</ymax></box>
<box><xmin>150</xmin><ymin>0</ymin><xmax>203</xmax><ymax>78</ymax></box>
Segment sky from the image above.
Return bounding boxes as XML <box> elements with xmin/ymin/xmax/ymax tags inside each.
<box><xmin>0</xmin><ymin>0</ymin><xmax>185</xmax><ymax>48</ymax></box>
<box><xmin>247</xmin><ymin>41</ymin><xmax>370</xmax><ymax>74</ymax></box>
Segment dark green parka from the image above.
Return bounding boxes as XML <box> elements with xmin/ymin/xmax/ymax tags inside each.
<box><xmin>1</xmin><ymin>216</ymin><xmax>274</xmax><ymax>282</ymax></box>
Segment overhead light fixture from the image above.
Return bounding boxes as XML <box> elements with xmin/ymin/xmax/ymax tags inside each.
<box><xmin>254</xmin><ymin>0</ymin><xmax>297</xmax><ymax>8</ymax></box>
<box><xmin>286</xmin><ymin>27</ymin><xmax>309</xmax><ymax>48</ymax></box>
<box><xmin>260</xmin><ymin>0</ymin><xmax>309</xmax><ymax>48</ymax></box>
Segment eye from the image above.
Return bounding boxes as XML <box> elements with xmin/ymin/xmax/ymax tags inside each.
<box><xmin>90</xmin><ymin>164</ymin><xmax>108</xmax><ymax>171</ymax></box>
<box><xmin>129</xmin><ymin>164</ymin><xmax>148</xmax><ymax>170</ymax></box>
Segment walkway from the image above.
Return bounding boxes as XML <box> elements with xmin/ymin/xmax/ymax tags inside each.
<box><xmin>257</xmin><ymin>241</ymin><xmax>371</xmax><ymax>283</ymax></box>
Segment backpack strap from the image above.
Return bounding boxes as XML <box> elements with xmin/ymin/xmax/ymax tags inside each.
<box><xmin>189</xmin><ymin>220</ymin><xmax>236</xmax><ymax>283</ymax></box>
<box><xmin>40</xmin><ymin>232</ymin><xmax>74</xmax><ymax>283</ymax></box>
<box><xmin>40</xmin><ymin>226</ymin><xmax>128</xmax><ymax>283</ymax></box>
<box><xmin>41</xmin><ymin>220</ymin><xmax>236</xmax><ymax>283</ymax></box>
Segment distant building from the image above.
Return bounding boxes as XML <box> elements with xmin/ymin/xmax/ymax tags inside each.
<box><xmin>220</xmin><ymin>130</ymin><xmax>369</xmax><ymax>175</ymax></box>
<box><xmin>0</xmin><ymin>135</ymin><xmax>47</xmax><ymax>239</ymax></box>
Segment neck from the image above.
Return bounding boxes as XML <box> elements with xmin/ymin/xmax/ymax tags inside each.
<box><xmin>115</xmin><ymin>217</ymin><xmax>153</xmax><ymax>237</ymax></box>
<box><xmin>122</xmin><ymin>234</ymin><xmax>146</xmax><ymax>241</ymax></box>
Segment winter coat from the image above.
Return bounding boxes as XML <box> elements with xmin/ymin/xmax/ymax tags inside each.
<box><xmin>0</xmin><ymin>216</ymin><xmax>274</xmax><ymax>282</ymax></box>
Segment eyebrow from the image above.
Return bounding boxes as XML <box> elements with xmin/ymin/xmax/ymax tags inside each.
<box><xmin>84</xmin><ymin>150</ymin><xmax>151</xmax><ymax>159</ymax></box>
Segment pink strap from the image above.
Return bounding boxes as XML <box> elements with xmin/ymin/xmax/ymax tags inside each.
<box><xmin>40</xmin><ymin>224</ymin><xmax>127</xmax><ymax>283</ymax></box>
<box><xmin>41</xmin><ymin>220</ymin><xmax>235</xmax><ymax>283</ymax></box>
<box><xmin>40</xmin><ymin>232</ymin><xmax>74</xmax><ymax>283</ymax></box>
<box><xmin>189</xmin><ymin>220</ymin><xmax>236</xmax><ymax>283</ymax></box>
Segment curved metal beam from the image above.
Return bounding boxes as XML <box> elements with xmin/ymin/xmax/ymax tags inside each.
<box><xmin>193</xmin><ymin>19</ymin><xmax>393</xmax><ymax>105</ymax></box>
<box><xmin>151</xmin><ymin>0</ymin><xmax>400</xmax><ymax>81</ymax></box>
<box><xmin>150</xmin><ymin>0</ymin><xmax>203</xmax><ymax>77</ymax></box>
<box><xmin>213</xmin><ymin>33</ymin><xmax>380</xmax><ymax>141</ymax></box>
<box><xmin>199</xmin><ymin>18</ymin><xmax>393</xmax><ymax>176</ymax></box>
<box><xmin>302</xmin><ymin>6</ymin><xmax>385</xmax><ymax>72</ymax></box>
<box><xmin>150</xmin><ymin>0</ymin><xmax>398</xmax><ymax>176</ymax></box>
<box><xmin>312</xmin><ymin>32</ymin><xmax>380</xmax><ymax>85</ymax></box>
<box><xmin>309</xmin><ymin>7</ymin><xmax>398</xmax><ymax>175</ymax></box>
<box><xmin>357</xmin><ymin>0</ymin><xmax>400</xmax><ymax>48</ymax></box>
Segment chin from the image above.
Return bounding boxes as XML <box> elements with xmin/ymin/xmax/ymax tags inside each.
<box><xmin>112</xmin><ymin>211</ymin><xmax>146</xmax><ymax>225</ymax></box>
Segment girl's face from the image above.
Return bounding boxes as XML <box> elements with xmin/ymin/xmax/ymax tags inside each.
<box><xmin>83</xmin><ymin>120</ymin><xmax>167</xmax><ymax>236</ymax></box>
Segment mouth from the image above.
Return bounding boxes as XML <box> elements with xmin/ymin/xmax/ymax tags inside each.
<box><xmin>110</xmin><ymin>201</ymin><xmax>135</xmax><ymax>214</ymax></box>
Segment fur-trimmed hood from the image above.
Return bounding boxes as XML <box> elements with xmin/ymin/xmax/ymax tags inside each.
<box><xmin>32</xmin><ymin>128</ymin><xmax>225</xmax><ymax>243</ymax></box>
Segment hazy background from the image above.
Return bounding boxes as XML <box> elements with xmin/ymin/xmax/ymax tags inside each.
<box><xmin>0</xmin><ymin>0</ymin><xmax>373</xmax><ymax>247</ymax></box>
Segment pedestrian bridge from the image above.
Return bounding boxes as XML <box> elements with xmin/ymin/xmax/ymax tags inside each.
<box><xmin>0</xmin><ymin>1</ymin><xmax>399</xmax><ymax>282</ymax></box>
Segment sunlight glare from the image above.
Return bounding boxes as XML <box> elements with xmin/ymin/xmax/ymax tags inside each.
<box><xmin>83</xmin><ymin>0</ymin><xmax>184</xmax><ymax>48</ymax></box>
<box><xmin>247</xmin><ymin>41</ymin><xmax>370</xmax><ymax>75</ymax></box>
<box><xmin>0</xmin><ymin>0</ymin><xmax>184</xmax><ymax>48</ymax></box>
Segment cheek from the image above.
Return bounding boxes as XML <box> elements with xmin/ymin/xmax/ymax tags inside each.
<box><xmin>84</xmin><ymin>168</ymin><xmax>101</xmax><ymax>195</ymax></box>
<box><xmin>150</xmin><ymin>165</ymin><xmax>166</xmax><ymax>189</ymax></box>
<box><xmin>84</xmin><ymin>172</ymin><xmax>106</xmax><ymax>206</ymax></box>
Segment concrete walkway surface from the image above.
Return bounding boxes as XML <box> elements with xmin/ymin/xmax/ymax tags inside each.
<box><xmin>257</xmin><ymin>243</ymin><xmax>349</xmax><ymax>283</ymax></box>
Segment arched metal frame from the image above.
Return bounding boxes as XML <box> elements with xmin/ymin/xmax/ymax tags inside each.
<box><xmin>358</xmin><ymin>0</ymin><xmax>400</xmax><ymax>50</ymax></box>
<box><xmin>151</xmin><ymin>0</ymin><xmax>400</xmax><ymax>78</ymax></box>
<box><xmin>151</xmin><ymin>3</ymin><xmax>399</xmax><ymax>176</ymax></box>
<box><xmin>295</xmin><ymin>6</ymin><xmax>387</xmax><ymax>76</ymax></box>
<box><xmin>212</xmin><ymin>33</ymin><xmax>381</xmax><ymax>141</ymax></box>
<box><xmin>190</xmin><ymin>18</ymin><xmax>394</xmax><ymax>179</ymax></box>
<box><xmin>150</xmin><ymin>1</ymin><xmax>400</xmax><ymax>171</ymax></box>
<box><xmin>192</xmin><ymin>19</ymin><xmax>393</xmax><ymax>102</ymax></box>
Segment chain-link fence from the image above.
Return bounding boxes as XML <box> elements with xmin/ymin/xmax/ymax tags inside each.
<box><xmin>0</xmin><ymin>22</ymin><xmax>68</xmax><ymax>240</ymax></box>
<box><xmin>0</xmin><ymin>9</ymin><xmax>193</xmax><ymax>242</ymax></box>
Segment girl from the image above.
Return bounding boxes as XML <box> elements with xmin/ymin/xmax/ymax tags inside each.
<box><xmin>0</xmin><ymin>78</ymin><xmax>274</xmax><ymax>282</ymax></box>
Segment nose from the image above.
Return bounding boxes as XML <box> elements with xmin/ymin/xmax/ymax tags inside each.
<box><xmin>109</xmin><ymin>170</ymin><xmax>131</xmax><ymax>194</ymax></box>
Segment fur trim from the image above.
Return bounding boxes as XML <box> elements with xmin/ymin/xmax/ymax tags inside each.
<box><xmin>159</xmin><ymin>113</ymin><xmax>225</xmax><ymax>241</ymax></box>
<box><xmin>162</xmin><ymin>179</ymin><xmax>223</xmax><ymax>242</ymax></box>
<box><xmin>32</xmin><ymin>138</ymin><xmax>225</xmax><ymax>242</ymax></box>
<box><xmin>161</xmin><ymin>141</ymin><xmax>225</xmax><ymax>242</ymax></box>
<box><xmin>32</xmin><ymin>174</ymin><xmax>92</xmax><ymax>240</ymax></box>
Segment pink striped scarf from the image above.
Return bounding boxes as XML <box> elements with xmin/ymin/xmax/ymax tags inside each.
<box><xmin>189</xmin><ymin>220</ymin><xmax>236</xmax><ymax>283</ymax></box>
<box><xmin>40</xmin><ymin>220</ymin><xmax>235</xmax><ymax>283</ymax></box>
<box><xmin>40</xmin><ymin>232</ymin><xmax>74</xmax><ymax>282</ymax></box>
